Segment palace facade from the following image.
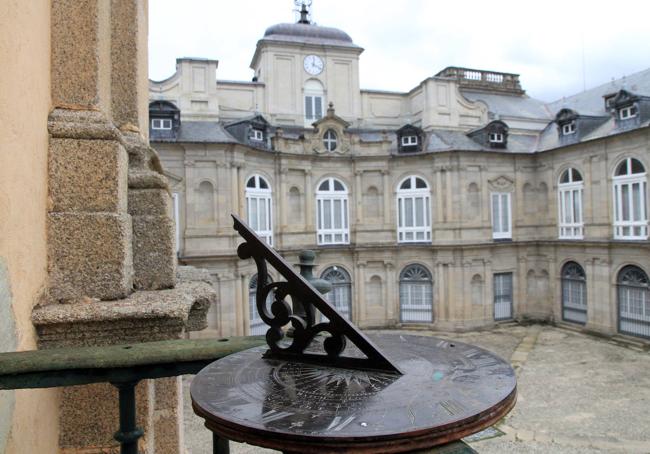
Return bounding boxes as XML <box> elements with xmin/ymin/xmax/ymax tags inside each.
<box><xmin>149</xmin><ymin>14</ymin><xmax>650</xmax><ymax>341</ymax></box>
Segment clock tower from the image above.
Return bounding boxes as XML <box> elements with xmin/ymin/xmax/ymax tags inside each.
<box><xmin>249</xmin><ymin>1</ymin><xmax>364</xmax><ymax>126</ymax></box>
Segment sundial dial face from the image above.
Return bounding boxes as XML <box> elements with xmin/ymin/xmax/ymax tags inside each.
<box><xmin>191</xmin><ymin>334</ymin><xmax>516</xmax><ymax>453</ymax></box>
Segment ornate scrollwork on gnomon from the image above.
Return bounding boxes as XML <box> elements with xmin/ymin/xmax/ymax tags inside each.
<box><xmin>233</xmin><ymin>214</ymin><xmax>401</xmax><ymax>374</ymax></box>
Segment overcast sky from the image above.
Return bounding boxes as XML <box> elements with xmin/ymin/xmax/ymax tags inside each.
<box><xmin>149</xmin><ymin>0</ymin><xmax>650</xmax><ymax>102</ymax></box>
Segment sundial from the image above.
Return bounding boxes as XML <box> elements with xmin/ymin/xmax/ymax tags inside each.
<box><xmin>191</xmin><ymin>215</ymin><xmax>516</xmax><ymax>453</ymax></box>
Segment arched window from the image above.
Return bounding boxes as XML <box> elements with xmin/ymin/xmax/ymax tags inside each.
<box><xmin>558</xmin><ymin>168</ymin><xmax>584</xmax><ymax>239</ymax></box>
<box><xmin>613</xmin><ymin>158</ymin><xmax>647</xmax><ymax>239</ymax></box>
<box><xmin>316</xmin><ymin>178</ymin><xmax>349</xmax><ymax>245</ymax></box>
<box><xmin>399</xmin><ymin>264</ymin><xmax>433</xmax><ymax>323</ymax></box>
<box><xmin>397</xmin><ymin>176</ymin><xmax>431</xmax><ymax>243</ymax></box>
<box><xmin>249</xmin><ymin>274</ymin><xmax>274</xmax><ymax>335</ymax></box>
<box><xmin>304</xmin><ymin>79</ymin><xmax>324</xmax><ymax>124</ymax></box>
<box><xmin>618</xmin><ymin>266</ymin><xmax>650</xmax><ymax>339</ymax></box>
<box><xmin>561</xmin><ymin>262</ymin><xmax>587</xmax><ymax>324</ymax></box>
<box><xmin>245</xmin><ymin>175</ymin><xmax>273</xmax><ymax>245</ymax></box>
<box><xmin>321</xmin><ymin>266</ymin><xmax>352</xmax><ymax>321</ymax></box>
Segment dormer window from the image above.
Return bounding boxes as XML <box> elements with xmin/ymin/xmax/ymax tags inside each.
<box><xmin>151</xmin><ymin>118</ymin><xmax>172</xmax><ymax>130</ymax></box>
<box><xmin>489</xmin><ymin>132</ymin><xmax>504</xmax><ymax>143</ymax></box>
<box><xmin>396</xmin><ymin>124</ymin><xmax>423</xmax><ymax>153</ymax></box>
<box><xmin>562</xmin><ymin>122</ymin><xmax>576</xmax><ymax>135</ymax></box>
<box><xmin>620</xmin><ymin>105</ymin><xmax>638</xmax><ymax>120</ymax></box>
<box><xmin>250</xmin><ymin>129</ymin><xmax>264</xmax><ymax>141</ymax></box>
<box><xmin>401</xmin><ymin>135</ymin><xmax>418</xmax><ymax>147</ymax></box>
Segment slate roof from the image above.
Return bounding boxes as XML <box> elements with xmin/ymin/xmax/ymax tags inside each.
<box><xmin>151</xmin><ymin>121</ymin><xmax>238</xmax><ymax>144</ymax></box>
<box><xmin>461</xmin><ymin>90</ymin><xmax>551</xmax><ymax>120</ymax></box>
<box><xmin>546</xmin><ymin>67</ymin><xmax>650</xmax><ymax>116</ymax></box>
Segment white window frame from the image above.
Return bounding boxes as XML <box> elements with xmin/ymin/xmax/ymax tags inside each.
<box><xmin>316</xmin><ymin>177</ymin><xmax>349</xmax><ymax>245</ymax></box>
<box><xmin>304</xmin><ymin>80</ymin><xmax>325</xmax><ymax>124</ymax></box>
<box><xmin>250</xmin><ymin>129</ymin><xmax>264</xmax><ymax>141</ymax></box>
<box><xmin>489</xmin><ymin>132</ymin><xmax>504</xmax><ymax>143</ymax></box>
<box><xmin>397</xmin><ymin>176</ymin><xmax>431</xmax><ymax>243</ymax></box>
<box><xmin>491</xmin><ymin>192</ymin><xmax>512</xmax><ymax>239</ymax></box>
<box><xmin>245</xmin><ymin>175</ymin><xmax>274</xmax><ymax>246</ymax></box>
<box><xmin>613</xmin><ymin>158</ymin><xmax>648</xmax><ymax>240</ymax></box>
<box><xmin>558</xmin><ymin>169</ymin><xmax>584</xmax><ymax>239</ymax></box>
<box><xmin>401</xmin><ymin>135</ymin><xmax>418</xmax><ymax>146</ymax></box>
<box><xmin>151</xmin><ymin>118</ymin><xmax>172</xmax><ymax>130</ymax></box>
<box><xmin>323</xmin><ymin>130</ymin><xmax>338</xmax><ymax>152</ymax></box>
<box><xmin>619</xmin><ymin>105</ymin><xmax>638</xmax><ymax>120</ymax></box>
<box><xmin>562</xmin><ymin>122</ymin><xmax>576</xmax><ymax>135</ymax></box>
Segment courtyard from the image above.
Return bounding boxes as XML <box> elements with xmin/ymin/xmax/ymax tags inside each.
<box><xmin>183</xmin><ymin>324</ymin><xmax>650</xmax><ymax>453</ymax></box>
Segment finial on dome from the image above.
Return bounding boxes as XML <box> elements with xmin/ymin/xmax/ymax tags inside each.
<box><xmin>295</xmin><ymin>0</ymin><xmax>312</xmax><ymax>24</ymax></box>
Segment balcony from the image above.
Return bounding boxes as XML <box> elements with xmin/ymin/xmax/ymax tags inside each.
<box><xmin>435</xmin><ymin>66</ymin><xmax>525</xmax><ymax>95</ymax></box>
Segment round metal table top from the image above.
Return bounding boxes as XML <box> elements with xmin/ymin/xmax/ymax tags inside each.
<box><xmin>191</xmin><ymin>334</ymin><xmax>516</xmax><ymax>453</ymax></box>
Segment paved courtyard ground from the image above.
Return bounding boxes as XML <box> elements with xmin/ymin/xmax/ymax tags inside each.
<box><xmin>183</xmin><ymin>324</ymin><xmax>650</xmax><ymax>453</ymax></box>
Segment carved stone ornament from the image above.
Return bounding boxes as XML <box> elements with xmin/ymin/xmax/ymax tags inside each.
<box><xmin>310</xmin><ymin>103</ymin><xmax>351</xmax><ymax>155</ymax></box>
<box><xmin>488</xmin><ymin>175</ymin><xmax>514</xmax><ymax>192</ymax></box>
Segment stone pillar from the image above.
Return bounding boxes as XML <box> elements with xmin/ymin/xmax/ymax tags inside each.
<box><xmin>278</xmin><ymin>168</ymin><xmax>288</xmax><ymax>246</ymax></box>
<box><xmin>112</xmin><ymin>0</ymin><xmax>175</xmax><ymax>291</ymax></box>
<box><xmin>37</xmin><ymin>3</ymin><xmax>212</xmax><ymax>454</ymax></box>
<box><xmin>237</xmin><ymin>163</ymin><xmax>247</xmax><ymax>218</ymax></box>
<box><xmin>49</xmin><ymin>0</ymin><xmax>131</xmax><ymax>302</ymax></box>
<box><xmin>382</xmin><ymin>170</ymin><xmax>391</xmax><ymax>227</ymax></box>
<box><xmin>230</xmin><ymin>163</ymin><xmax>240</xmax><ymax>216</ymax></box>
<box><xmin>355</xmin><ymin>170</ymin><xmax>363</xmax><ymax>224</ymax></box>
<box><xmin>355</xmin><ymin>262</ymin><xmax>366</xmax><ymax>325</ymax></box>
<box><xmin>305</xmin><ymin>170</ymin><xmax>314</xmax><ymax>231</ymax></box>
<box><xmin>383</xmin><ymin>261</ymin><xmax>395</xmax><ymax>323</ymax></box>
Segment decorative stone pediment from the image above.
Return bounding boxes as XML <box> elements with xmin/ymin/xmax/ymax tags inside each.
<box><xmin>310</xmin><ymin>103</ymin><xmax>351</xmax><ymax>154</ymax></box>
<box><xmin>555</xmin><ymin>108</ymin><xmax>578</xmax><ymax>125</ymax></box>
<box><xmin>612</xmin><ymin>89</ymin><xmax>639</xmax><ymax>108</ymax></box>
<box><xmin>488</xmin><ymin>175</ymin><xmax>514</xmax><ymax>191</ymax></box>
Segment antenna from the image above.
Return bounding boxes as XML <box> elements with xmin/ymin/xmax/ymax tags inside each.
<box><xmin>293</xmin><ymin>0</ymin><xmax>312</xmax><ymax>24</ymax></box>
<box><xmin>581</xmin><ymin>30</ymin><xmax>586</xmax><ymax>92</ymax></box>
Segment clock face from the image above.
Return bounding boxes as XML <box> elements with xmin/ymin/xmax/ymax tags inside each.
<box><xmin>303</xmin><ymin>55</ymin><xmax>324</xmax><ymax>75</ymax></box>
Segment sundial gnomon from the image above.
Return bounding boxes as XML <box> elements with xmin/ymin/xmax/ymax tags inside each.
<box><xmin>191</xmin><ymin>215</ymin><xmax>516</xmax><ymax>452</ymax></box>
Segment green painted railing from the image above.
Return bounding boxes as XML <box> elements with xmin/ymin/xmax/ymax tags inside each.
<box><xmin>0</xmin><ymin>336</ymin><xmax>266</xmax><ymax>454</ymax></box>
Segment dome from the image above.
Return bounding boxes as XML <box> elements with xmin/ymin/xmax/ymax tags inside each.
<box><xmin>262</xmin><ymin>23</ymin><xmax>358</xmax><ymax>47</ymax></box>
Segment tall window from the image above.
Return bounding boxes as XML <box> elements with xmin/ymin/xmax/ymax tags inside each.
<box><xmin>558</xmin><ymin>168</ymin><xmax>584</xmax><ymax>239</ymax></box>
<box><xmin>613</xmin><ymin>157</ymin><xmax>648</xmax><ymax>239</ymax></box>
<box><xmin>316</xmin><ymin>178</ymin><xmax>349</xmax><ymax>245</ymax></box>
<box><xmin>491</xmin><ymin>192</ymin><xmax>512</xmax><ymax>239</ymax></box>
<box><xmin>561</xmin><ymin>262</ymin><xmax>587</xmax><ymax>324</ymax></box>
<box><xmin>304</xmin><ymin>79</ymin><xmax>324</xmax><ymax>124</ymax></box>
<box><xmin>321</xmin><ymin>266</ymin><xmax>352</xmax><ymax>321</ymax></box>
<box><xmin>246</xmin><ymin>175</ymin><xmax>273</xmax><ymax>245</ymax></box>
<box><xmin>399</xmin><ymin>264</ymin><xmax>433</xmax><ymax>323</ymax></box>
<box><xmin>617</xmin><ymin>265</ymin><xmax>650</xmax><ymax>339</ymax></box>
<box><xmin>397</xmin><ymin>176</ymin><xmax>431</xmax><ymax>243</ymax></box>
<box><xmin>249</xmin><ymin>274</ymin><xmax>274</xmax><ymax>335</ymax></box>
<box><xmin>493</xmin><ymin>272</ymin><xmax>513</xmax><ymax>320</ymax></box>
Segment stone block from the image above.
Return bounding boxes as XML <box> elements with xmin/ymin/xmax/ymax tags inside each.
<box><xmin>48</xmin><ymin>212</ymin><xmax>133</xmax><ymax>301</ymax></box>
<box><xmin>132</xmin><ymin>215</ymin><xmax>176</xmax><ymax>290</ymax></box>
<box><xmin>128</xmin><ymin>188</ymin><xmax>171</xmax><ymax>217</ymax></box>
<box><xmin>153</xmin><ymin>377</ymin><xmax>183</xmax><ymax>454</ymax></box>
<box><xmin>51</xmin><ymin>0</ymin><xmax>111</xmax><ymax>110</ymax></box>
<box><xmin>49</xmin><ymin>138</ymin><xmax>128</xmax><ymax>213</ymax></box>
<box><xmin>58</xmin><ymin>381</ymin><xmax>151</xmax><ymax>453</ymax></box>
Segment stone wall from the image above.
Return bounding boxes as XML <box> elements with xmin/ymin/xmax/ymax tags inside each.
<box><xmin>0</xmin><ymin>1</ymin><xmax>60</xmax><ymax>452</ymax></box>
<box><xmin>0</xmin><ymin>1</ymin><xmax>212</xmax><ymax>453</ymax></box>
